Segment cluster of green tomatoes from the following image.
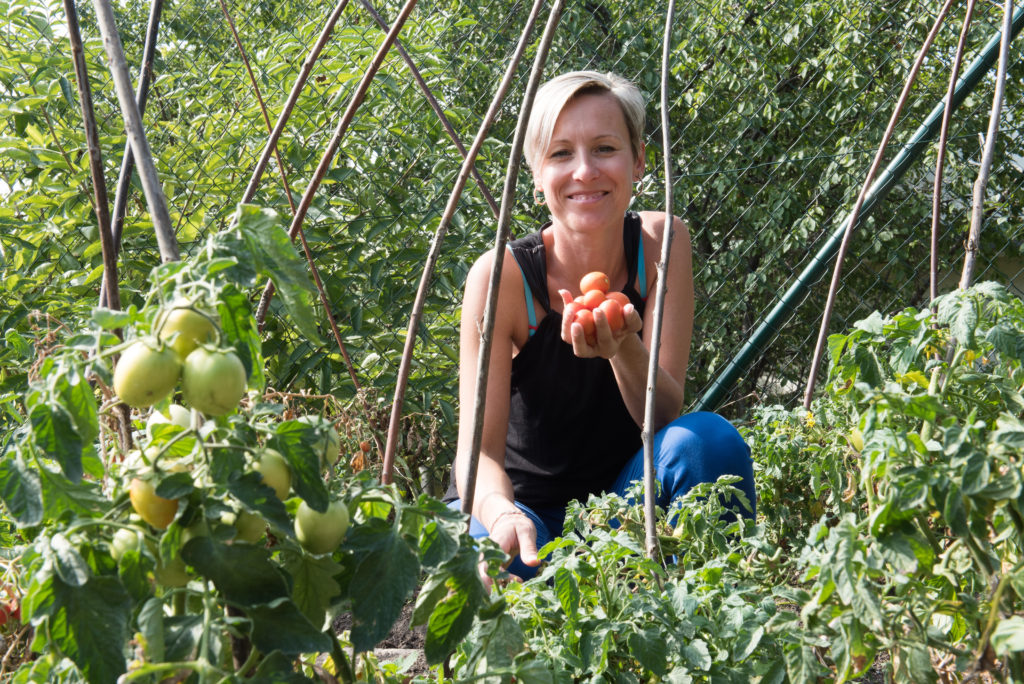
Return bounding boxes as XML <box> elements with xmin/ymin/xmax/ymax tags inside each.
<box><xmin>108</xmin><ymin>300</ymin><xmax>350</xmax><ymax>588</ymax></box>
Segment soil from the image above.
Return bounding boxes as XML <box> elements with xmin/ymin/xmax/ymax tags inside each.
<box><xmin>332</xmin><ymin>599</ymin><xmax>429</xmax><ymax>675</ymax></box>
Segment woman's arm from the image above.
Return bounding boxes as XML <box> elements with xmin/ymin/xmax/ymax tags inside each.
<box><xmin>453</xmin><ymin>250</ymin><xmax>540</xmax><ymax>570</ymax></box>
<box><xmin>560</xmin><ymin>213</ymin><xmax>693</xmax><ymax>429</ymax></box>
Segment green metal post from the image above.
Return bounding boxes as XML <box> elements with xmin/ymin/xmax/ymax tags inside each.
<box><xmin>695</xmin><ymin>5</ymin><xmax>1024</xmax><ymax>413</ymax></box>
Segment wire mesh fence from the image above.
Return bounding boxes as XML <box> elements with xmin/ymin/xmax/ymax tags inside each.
<box><xmin>1</xmin><ymin>0</ymin><xmax>1022</xmax><ymax>492</ymax></box>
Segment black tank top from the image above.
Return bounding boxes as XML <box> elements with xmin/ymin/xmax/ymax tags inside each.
<box><xmin>446</xmin><ymin>212</ymin><xmax>648</xmax><ymax>510</ymax></box>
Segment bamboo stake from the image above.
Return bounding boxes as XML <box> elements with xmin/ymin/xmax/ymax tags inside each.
<box><xmin>63</xmin><ymin>0</ymin><xmax>132</xmax><ymax>452</ymax></box>
<box><xmin>103</xmin><ymin>0</ymin><xmax>163</xmax><ymax>301</ymax></box>
<box><xmin>931</xmin><ymin>0</ymin><xmax>976</xmax><ymax>305</ymax></box>
<box><xmin>641</xmin><ymin>0</ymin><xmax>678</xmax><ymax>566</ymax></box>
<box><xmin>960</xmin><ymin>0</ymin><xmax>1013</xmax><ymax>291</ymax></box>
<box><xmin>63</xmin><ymin>0</ymin><xmax>119</xmax><ymax>312</ymax></box>
<box><xmin>802</xmin><ymin>0</ymin><xmax>956</xmax><ymax>410</ymax></box>
<box><xmin>460</xmin><ymin>0</ymin><xmax>565</xmax><ymax>519</ymax></box>
<box><xmin>91</xmin><ymin>0</ymin><xmax>179</xmax><ymax>262</ymax></box>
<box><xmin>381</xmin><ymin>0</ymin><xmax>549</xmax><ymax>485</ymax></box>
<box><xmin>360</xmin><ymin>0</ymin><xmax>500</xmax><ymax>219</ymax></box>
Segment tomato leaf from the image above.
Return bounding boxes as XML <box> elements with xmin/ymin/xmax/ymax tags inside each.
<box><xmin>628</xmin><ymin>627</ymin><xmax>669</xmax><ymax>676</ymax></box>
<box><xmin>182</xmin><ymin>536</ymin><xmax>289</xmax><ymax>607</ymax></box>
<box><xmin>247</xmin><ymin>597</ymin><xmax>332</xmax><ymax>656</ymax></box>
<box><xmin>29</xmin><ymin>402</ymin><xmax>83</xmax><ymax>483</ymax></box>
<box><xmin>226</xmin><ymin>472</ymin><xmax>292</xmax><ymax>535</ymax></box>
<box><xmin>137</xmin><ymin>598</ymin><xmax>166</xmax><ymax>663</ymax></box>
<box><xmin>0</xmin><ymin>450</ymin><xmax>44</xmax><ymax>525</ymax></box>
<box><xmin>29</xmin><ymin>574</ymin><xmax>131</xmax><ymax>684</ymax></box>
<box><xmin>271</xmin><ymin>422</ymin><xmax>328</xmax><ymax>513</ymax></box>
<box><xmin>346</xmin><ymin>523</ymin><xmax>419</xmax><ymax>652</ymax></box>
<box><xmin>280</xmin><ymin>550</ymin><xmax>342</xmax><ymax>630</ymax></box>
<box><xmin>47</xmin><ymin>533</ymin><xmax>90</xmax><ymax>588</ymax></box>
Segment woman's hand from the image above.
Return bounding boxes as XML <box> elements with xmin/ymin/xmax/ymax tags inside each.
<box><xmin>559</xmin><ymin>289</ymin><xmax>643</xmax><ymax>359</ymax></box>
<box><xmin>481</xmin><ymin>509</ymin><xmax>540</xmax><ymax>590</ymax></box>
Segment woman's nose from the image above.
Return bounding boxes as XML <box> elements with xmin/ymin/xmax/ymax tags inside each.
<box><xmin>572</xmin><ymin>153</ymin><xmax>599</xmax><ymax>180</ymax></box>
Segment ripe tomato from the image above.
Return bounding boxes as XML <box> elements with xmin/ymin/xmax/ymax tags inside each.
<box><xmin>297</xmin><ymin>415</ymin><xmax>341</xmax><ymax>467</ymax></box>
<box><xmin>579</xmin><ymin>271</ymin><xmax>610</xmax><ymax>294</ymax></box>
<box><xmin>110</xmin><ymin>527</ymin><xmax>142</xmax><ymax>562</ymax></box>
<box><xmin>181</xmin><ymin>347</ymin><xmax>247</xmax><ymax>416</ymax></box>
<box><xmin>129</xmin><ymin>477</ymin><xmax>179</xmax><ymax>529</ymax></box>
<box><xmin>254</xmin><ymin>448</ymin><xmax>291</xmax><ymax>500</ymax></box>
<box><xmin>294</xmin><ymin>499</ymin><xmax>350</xmax><ymax>555</ymax></box>
<box><xmin>573</xmin><ymin>309</ymin><xmax>596</xmax><ymax>344</ymax></box>
<box><xmin>598</xmin><ymin>298</ymin><xmax>624</xmax><ymax>332</ymax></box>
<box><xmin>359</xmin><ymin>440</ymin><xmax>372</xmax><ymax>453</ymax></box>
<box><xmin>113</xmin><ymin>338</ymin><xmax>182</xmax><ymax>408</ymax></box>
<box><xmin>581</xmin><ymin>289</ymin><xmax>605</xmax><ymax>310</ymax></box>
<box><xmin>156</xmin><ymin>305</ymin><xmax>218</xmax><ymax>361</ymax></box>
<box><xmin>606</xmin><ymin>291</ymin><xmax>630</xmax><ymax>308</ymax></box>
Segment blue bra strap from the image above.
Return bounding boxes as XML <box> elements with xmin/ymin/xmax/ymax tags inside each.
<box><xmin>508</xmin><ymin>245</ymin><xmax>538</xmax><ymax>336</ymax></box>
<box><xmin>637</xmin><ymin>233</ymin><xmax>647</xmax><ymax>300</ymax></box>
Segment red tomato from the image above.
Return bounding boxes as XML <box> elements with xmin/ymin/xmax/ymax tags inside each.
<box><xmin>606</xmin><ymin>291</ymin><xmax>631</xmax><ymax>308</ymax></box>
<box><xmin>598</xmin><ymin>298</ymin><xmax>624</xmax><ymax>332</ymax></box>
<box><xmin>579</xmin><ymin>271</ymin><xmax>610</xmax><ymax>294</ymax></box>
<box><xmin>581</xmin><ymin>289</ymin><xmax>605</xmax><ymax>310</ymax></box>
<box><xmin>574</xmin><ymin>309</ymin><xmax>596</xmax><ymax>344</ymax></box>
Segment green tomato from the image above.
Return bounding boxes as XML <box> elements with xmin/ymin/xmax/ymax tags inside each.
<box><xmin>294</xmin><ymin>499</ymin><xmax>349</xmax><ymax>555</ymax></box>
<box><xmin>181</xmin><ymin>347</ymin><xmax>247</xmax><ymax>416</ymax></box>
<box><xmin>297</xmin><ymin>415</ymin><xmax>341</xmax><ymax>467</ymax></box>
<box><xmin>848</xmin><ymin>428</ymin><xmax>864</xmax><ymax>452</ymax></box>
<box><xmin>254</xmin><ymin>448</ymin><xmax>291</xmax><ymax>500</ymax></box>
<box><xmin>232</xmin><ymin>510</ymin><xmax>266</xmax><ymax>544</ymax></box>
<box><xmin>110</xmin><ymin>528</ymin><xmax>142</xmax><ymax>563</ymax></box>
<box><xmin>156</xmin><ymin>305</ymin><xmax>218</xmax><ymax>361</ymax></box>
<box><xmin>113</xmin><ymin>338</ymin><xmax>182</xmax><ymax>408</ymax></box>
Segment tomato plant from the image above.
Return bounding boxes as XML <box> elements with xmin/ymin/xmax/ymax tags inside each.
<box><xmin>294</xmin><ymin>499</ymin><xmax>350</xmax><ymax>555</ymax></box>
<box><xmin>0</xmin><ymin>207</ymin><xmax>498</xmax><ymax>683</ymax></box>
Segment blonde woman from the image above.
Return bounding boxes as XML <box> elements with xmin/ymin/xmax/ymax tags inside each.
<box><xmin>445</xmin><ymin>71</ymin><xmax>755</xmax><ymax>581</ymax></box>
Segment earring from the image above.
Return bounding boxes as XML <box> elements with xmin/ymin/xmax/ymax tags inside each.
<box><xmin>534</xmin><ymin>188</ymin><xmax>546</xmax><ymax>205</ymax></box>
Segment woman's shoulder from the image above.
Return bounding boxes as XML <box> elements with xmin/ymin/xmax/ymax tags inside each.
<box><xmin>635</xmin><ymin>210</ymin><xmax>689</xmax><ymax>237</ymax></box>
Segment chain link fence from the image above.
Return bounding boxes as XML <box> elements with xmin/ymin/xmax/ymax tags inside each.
<box><xmin>2</xmin><ymin>0</ymin><xmax>1022</xmax><ymax>491</ymax></box>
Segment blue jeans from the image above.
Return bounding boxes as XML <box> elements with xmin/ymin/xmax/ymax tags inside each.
<box><xmin>448</xmin><ymin>411</ymin><xmax>755</xmax><ymax>579</ymax></box>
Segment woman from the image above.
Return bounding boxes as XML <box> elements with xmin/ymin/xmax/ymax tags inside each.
<box><xmin>445</xmin><ymin>71</ymin><xmax>755</xmax><ymax>581</ymax></box>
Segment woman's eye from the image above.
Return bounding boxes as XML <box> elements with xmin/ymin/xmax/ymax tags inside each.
<box><xmin>550</xmin><ymin>149</ymin><xmax>570</xmax><ymax>158</ymax></box>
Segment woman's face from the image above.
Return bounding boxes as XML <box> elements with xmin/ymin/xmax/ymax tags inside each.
<box><xmin>534</xmin><ymin>92</ymin><xmax>643</xmax><ymax>233</ymax></box>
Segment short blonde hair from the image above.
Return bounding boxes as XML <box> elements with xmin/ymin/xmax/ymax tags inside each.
<box><xmin>524</xmin><ymin>71</ymin><xmax>645</xmax><ymax>170</ymax></box>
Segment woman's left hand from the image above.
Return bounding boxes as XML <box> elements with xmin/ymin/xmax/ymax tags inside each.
<box><xmin>558</xmin><ymin>289</ymin><xmax>643</xmax><ymax>359</ymax></box>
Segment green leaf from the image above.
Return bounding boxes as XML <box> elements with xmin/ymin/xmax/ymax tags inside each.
<box><xmin>31</xmin><ymin>574</ymin><xmax>131</xmax><ymax>684</ymax></box>
<box><xmin>53</xmin><ymin>367</ymin><xmax>97</xmax><ymax>444</ymax></box>
<box><xmin>271</xmin><ymin>422</ymin><xmax>328</xmax><ymax>512</ymax></box>
<box><xmin>418</xmin><ymin>519</ymin><xmax>459</xmax><ymax>569</ymax></box>
<box><xmin>164</xmin><ymin>615</ymin><xmax>203</xmax><ymax>662</ymax></box>
<box><xmin>628</xmin><ymin>628</ymin><xmax>669</xmax><ymax>676</ymax></box>
<box><xmin>182</xmin><ymin>536</ymin><xmax>289</xmax><ymax>607</ymax></box>
<box><xmin>250</xmin><ymin>650</ymin><xmax>318</xmax><ymax>683</ymax></box>
<box><xmin>0</xmin><ymin>450</ymin><xmax>43</xmax><ymax>525</ymax></box>
<box><xmin>137</xmin><ymin>598</ymin><xmax>166</xmax><ymax>663</ymax></box>
<box><xmin>554</xmin><ymin>566</ymin><xmax>579</xmax><ymax>621</ymax></box>
<box><xmin>992</xmin><ymin>616</ymin><xmax>1024</xmax><ymax>655</ymax></box>
<box><xmin>853</xmin><ymin>346</ymin><xmax>882</xmax><ymax>388</ymax></box>
<box><xmin>29</xmin><ymin>402</ymin><xmax>83</xmax><ymax>482</ymax></box>
<box><xmin>216</xmin><ymin>284</ymin><xmax>265</xmax><ymax>390</ymax></box>
<box><xmin>681</xmin><ymin>638</ymin><xmax>711</xmax><ymax>671</ymax></box>
<box><xmin>48</xmin><ymin>534</ymin><xmax>90</xmax><ymax>587</ymax></box>
<box><xmin>226</xmin><ymin>471</ymin><xmax>292</xmax><ymax>534</ymax></box>
<box><xmin>223</xmin><ymin>204</ymin><xmax>322</xmax><ymax>344</ymax></box>
<box><xmin>348</xmin><ymin>524</ymin><xmax>419</xmax><ymax>652</ymax></box>
<box><xmin>986</xmin><ymin>322</ymin><xmax>1024</xmax><ymax>362</ymax></box>
<box><xmin>247</xmin><ymin>598</ymin><xmax>332</xmax><ymax>656</ymax></box>
<box><xmin>280</xmin><ymin>550</ymin><xmax>342</xmax><ymax>629</ymax></box>
<box><xmin>951</xmin><ymin>297</ymin><xmax>978</xmax><ymax>347</ymax></box>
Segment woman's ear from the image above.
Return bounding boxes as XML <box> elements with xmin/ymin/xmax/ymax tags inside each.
<box><xmin>633</xmin><ymin>141</ymin><xmax>646</xmax><ymax>180</ymax></box>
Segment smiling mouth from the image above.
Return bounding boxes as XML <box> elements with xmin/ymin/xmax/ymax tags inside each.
<box><xmin>568</xmin><ymin>191</ymin><xmax>608</xmax><ymax>201</ymax></box>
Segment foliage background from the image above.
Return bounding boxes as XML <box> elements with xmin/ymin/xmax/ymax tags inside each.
<box><xmin>2</xmin><ymin>0</ymin><xmax>1023</xmax><ymax>493</ymax></box>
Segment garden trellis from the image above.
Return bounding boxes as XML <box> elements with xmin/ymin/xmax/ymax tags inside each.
<box><xmin>3</xmin><ymin>0</ymin><xmax>1024</xmax><ymax>494</ymax></box>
